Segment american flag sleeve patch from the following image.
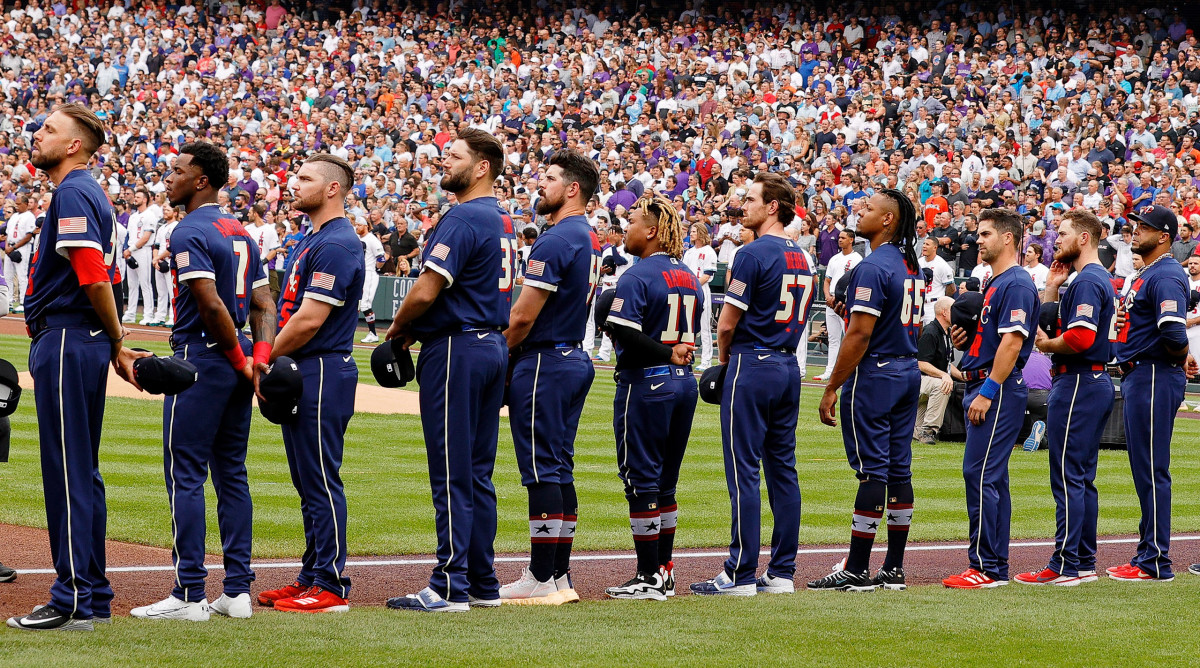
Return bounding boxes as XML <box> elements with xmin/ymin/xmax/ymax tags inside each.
<box><xmin>1161</xmin><ymin>300</ymin><xmax>1178</xmax><ymax>313</ymax></box>
<box><xmin>526</xmin><ymin>259</ymin><xmax>546</xmax><ymax>277</ymax></box>
<box><xmin>430</xmin><ymin>243</ymin><xmax>451</xmax><ymax>261</ymax></box>
<box><xmin>610</xmin><ymin>297</ymin><xmax>625</xmax><ymax>312</ymax></box>
<box><xmin>728</xmin><ymin>279</ymin><xmax>746</xmax><ymax>297</ymax></box>
<box><xmin>176</xmin><ymin>251</ymin><xmax>191</xmax><ymax>269</ymax></box>
<box><xmin>855</xmin><ymin>286</ymin><xmax>872</xmax><ymax>301</ymax></box>
<box><xmin>58</xmin><ymin>216</ymin><xmax>87</xmax><ymax>234</ymax></box>
<box><xmin>310</xmin><ymin>272</ymin><xmax>336</xmax><ymax>290</ymax></box>
<box><xmin>1075</xmin><ymin>304</ymin><xmax>1093</xmax><ymax>318</ymax></box>
<box><xmin>1010</xmin><ymin>309</ymin><xmax>1026</xmax><ymax>323</ymax></box>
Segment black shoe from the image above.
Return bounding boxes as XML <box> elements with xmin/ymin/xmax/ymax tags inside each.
<box><xmin>0</xmin><ymin>562</ymin><xmax>15</xmax><ymax>583</ymax></box>
<box><xmin>1188</xmin><ymin>564</ymin><xmax>1200</xmax><ymax>576</ymax></box>
<box><xmin>872</xmin><ymin>566</ymin><xmax>907</xmax><ymax>591</ymax></box>
<box><xmin>6</xmin><ymin>605</ymin><xmax>94</xmax><ymax>631</ymax></box>
<box><xmin>661</xmin><ymin>562</ymin><xmax>676</xmax><ymax>597</ymax></box>
<box><xmin>605</xmin><ymin>571</ymin><xmax>668</xmax><ymax>601</ymax></box>
<box><xmin>807</xmin><ymin>569</ymin><xmax>875</xmax><ymax>592</ymax></box>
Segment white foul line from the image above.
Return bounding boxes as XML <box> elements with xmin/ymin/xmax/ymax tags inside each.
<box><xmin>13</xmin><ymin>535</ymin><xmax>1200</xmax><ymax>575</ymax></box>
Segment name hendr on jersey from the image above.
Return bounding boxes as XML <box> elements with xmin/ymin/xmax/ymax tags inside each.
<box><xmin>724</xmin><ymin>235</ymin><xmax>815</xmax><ymax>352</ymax></box>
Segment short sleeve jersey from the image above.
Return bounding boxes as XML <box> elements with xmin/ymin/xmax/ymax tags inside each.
<box><xmin>825</xmin><ymin>250</ymin><xmax>863</xmax><ymax>294</ymax></box>
<box><xmin>724</xmin><ymin>234</ymin><xmax>816</xmax><ymax>351</ymax></box>
<box><xmin>360</xmin><ymin>231</ymin><xmax>385</xmax><ymax>270</ymax></box>
<box><xmin>961</xmin><ymin>264</ymin><xmax>1040</xmax><ymax>372</ymax></box>
<box><xmin>277</xmin><ymin>217</ymin><xmax>366</xmax><ymax>357</ymax></box>
<box><xmin>170</xmin><ymin>205</ymin><xmax>268</xmax><ymax>345</ymax></box>
<box><xmin>522</xmin><ymin>214</ymin><xmax>602</xmax><ymax>345</ymax></box>
<box><xmin>682</xmin><ymin>244</ymin><xmax>719</xmax><ymax>293</ymax></box>
<box><xmin>1053</xmin><ymin>263</ymin><xmax>1116</xmax><ymax>367</ymax></box>
<box><xmin>411</xmin><ymin>197</ymin><xmax>516</xmax><ymax>338</ymax></box>
<box><xmin>1114</xmin><ymin>256</ymin><xmax>1190</xmax><ymax>364</ymax></box>
<box><xmin>24</xmin><ymin>169</ymin><xmax>117</xmax><ymax>322</ymax></box>
<box><xmin>606</xmin><ymin>253</ymin><xmax>702</xmax><ymax>359</ymax></box>
<box><xmin>846</xmin><ymin>243</ymin><xmax>925</xmax><ymax>357</ymax></box>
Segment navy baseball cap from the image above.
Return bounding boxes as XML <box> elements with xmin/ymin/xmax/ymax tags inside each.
<box><xmin>1038</xmin><ymin>301</ymin><xmax>1059</xmax><ymax>338</ymax></box>
<box><xmin>950</xmin><ymin>291</ymin><xmax>985</xmax><ymax>349</ymax></box>
<box><xmin>371</xmin><ymin>339</ymin><xmax>415</xmax><ymax>388</ymax></box>
<box><xmin>593</xmin><ymin>288</ymin><xmax>617</xmax><ymax>334</ymax></box>
<box><xmin>0</xmin><ymin>358</ymin><xmax>21</xmax><ymax>418</ymax></box>
<box><xmin>132</xmin><ymin>352</ymin><xmax>198</xmax><ymax>396</ymax></box>
<box><xmin>258</xmin><ymin>357</ymin><xmax>303</xmax><ymax>424</ymax></box>
<box><xmin>698</xmin><ymin>363</ymin><xmax>727</xmax><ymax>404</ymax></box>
<box><xmin>1129</xmin><ymin>204</ymin><xmax>1178</xmax><ymax>239</ymax></box>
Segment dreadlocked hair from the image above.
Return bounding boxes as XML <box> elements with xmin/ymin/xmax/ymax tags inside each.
<box><xmin>633</xmin><ymin>195</ymin><xmax>685</xmax><ymax>259</ymax></box>
<box><xmin>879</xmin><ymin>188</ymin><xmax>920</xmax><ymax>272</ymax></box>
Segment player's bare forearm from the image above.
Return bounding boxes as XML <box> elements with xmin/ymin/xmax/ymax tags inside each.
<box><xmin>388</xmin><ymin>269</ymin><xmax>446</xmax><ymax>336</ymax></box>
<box><xmin>81</xmin><ymin>280</ymin><xmax>124</xmax><ymax>339</ymax></box>
<box><xmin>716</xmin><ymin>304</ymin><xmax>743</xmax><ymax>365</ymax></box>
<box><xmin>248</xmin><ymin>285</ymin><xmax>277</xmax><ymax>346</ymax></box>
<box><xmin>986</xmin><ymin>332</ymin><xmax>1025</xmax><ymax>384</ymax></box>
<box><xmin>505</xmin><ymin>284</ymin><xmax>550</xmax><ymax>349</ymax></box>
<box><xmin>272</xmin><ymin>298</ymin><xmax>334</xmax><ymax>360</ymax></box>
<box><xmin>823</xmin><ymin>312</ymin><xmax>877</xmax><ymax>390</ymax></box>
<box><xmin>1035</xmin><ymin>331</ymin><xmax>1079</xmax><ymax>355</ymax></box>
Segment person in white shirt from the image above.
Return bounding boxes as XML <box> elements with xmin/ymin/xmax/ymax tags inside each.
<box><xmin>814</xmin><ymin>229</ymin><xmax>862</xmax><ymax>381</ymax></box>
<box><xmin>356</xmin><ymin>218</ymin><xmax>386</xmax><ymax>343</ymax></box>
<box><xmin>918</xmin><ymin>237</ymin><xmax>955</xmax><ymax>326</ymax></box>
<box><xmin>1108</xmin><ymin>224</ymin><xmax>1135</xmax><ymax>278</ymax></box>
<box><xmin>150</xmin><ymin>208</ymin><xmax>179</xmax><ymax>326</ymax></box>
<box><xmin>1186</xmin><ymin>255</ymin><xmax>1200</xmax><ymax>357</ymax></box>
<box><xmin>682</xmin><ymin>222</ymin><xmax>719</xmax><ymax>369</ymax></box>
<box><xmin>1023</xmin><ymin>243</ymin><xmax>1050</xmax><ymax>291</ymax></box>
<box><xmin>121</xmin><ymin>189</ymin><xmax>159</xmax><ymax>323</ymax></box>
<box><xmin>969</xmin><ymin>261</ymin><xmax>993</xmax><ymax>288</ymax></box>
<box><xmin>593</xmin><ymin>226</ymin><xmax>633</xmax><ymax>362</ymax></box>
<box><xmin>4</xmin><ymin>195</ymin><xmax>36</xmax><ymax>312</ymax></box>
<box><xmin>715</xmin><ymin>216</ymin><xmax>744</xmax><ymax>264</ymax></box>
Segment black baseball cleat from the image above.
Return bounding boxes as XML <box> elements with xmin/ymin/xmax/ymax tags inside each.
<box><xmin>0</xmin><ymin>561</ymin><xmax>16</xmax><ymax>583</ymax></box>
<box><xmin>872</xmin><ymin>567</ymin><xmax>907</xmax><ymax>591</ymax></box>
<box><xmin>1188</xmin><ymin>564</ymin><xmax>1200</xmax><ymax>577</ymax></box>
<box><xmin>6</xmin><ymin>605</ymin><xmax>94</xmax><ymax>631</ymax></box>
<box><xmin>661</xmin><ymin>562</ymin><xmax>676</xmax><ymax>597</ymax></box>
<box><xmin>605</xmin><ymin>571</ymin><xmax>668</xmax><ymax>601</ymax></box>
<box><xmin>807</xmin><ymin>568</ymin><xmax>875</xmax><ymax>592</ymax></box>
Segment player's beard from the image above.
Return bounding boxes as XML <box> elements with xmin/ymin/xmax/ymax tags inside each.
<box><xmin>978</xmin><ymin>243</ymin><xmax>998</xmax><ymax>264</ymax></box>
<box><xmin>291</xmin><ymin>189</ymin><xmax>324</xmax><ymax>215</ymax></box>
<box><xmin>30</xmin><ymin>143</ymin><xmax>65</xmax><ymax>171</ymax></box>
<box><xmin>439</xmin><ymin>162</ymin><xmax>474</xmax><ymax>194</ymax></box>
<box><xmin>536</xmin><ymin>189</ymin><xmax>564</xmax><ymax>216</ymax></box>
<box><xmin>1053</xmin><ymin>240</ymin><xmax>1079</xmax><ymax>265</ymax></box>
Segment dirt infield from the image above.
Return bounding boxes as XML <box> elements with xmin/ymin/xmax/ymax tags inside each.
<box><xmin>3</xmin><ymin>523</ymin><xmax>1198</xmax><ymax>616</ymax></box>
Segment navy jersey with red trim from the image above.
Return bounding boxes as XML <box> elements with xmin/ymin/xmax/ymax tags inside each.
<box><xmin>24</xmin><ymin>169</ymin><xmax>117</xmax><ymax>322</ymax></box>
<box><xmin>1053</xmin><ymin>263</ymin><xmax>1116</xmax><ymax>366</ymax></box>
<box><xmin>522</xmin><ymin>214</ymin><xmax>602</xmax><ymax>344</ymax></box>
<box><xmin>844</xmin><ymin>243</ymin><xmax>925</xmax><ymax>357</ymax></box>
<box><xmin>276</xmin><ymin>217</ymin><xmax>365</xmax><ymax>357</ymax></box>
<box><xmin>1114</xmin><ymin>256</ymin><xmax>1189</xmax><ymax>364</ymax></box>
<box><xmin>961</xmin><ymin>265</ymin><xmax>1040</xmax><ymax>371</ymax></box>
<box><xmin>723</xmin><ymin>234</ymin><xmax>815</xmax><ymax>351</ymax></box>
<box><xmin>170</xmin><ymin>205</ymin><xmax>268</xmax><ymax>344</ymax></box>
<box><xmin>606</xmin><ymin>253</ymin><xmax>702</xmax><ymax>358</ymax></box>
<box><xmin>411</xmin><ymin>197</ymin><xmax>516</xmax><ymax>338</ymax></box>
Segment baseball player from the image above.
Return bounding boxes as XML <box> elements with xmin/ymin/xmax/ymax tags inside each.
<box><xmin>812</xmin><ymin>190</ymin><xmax>925</xmax><ymax>592</ymax></box>
<box><xmin>257</xmin><ymin>154</ymin><xmax>365</xmax><ymax>613</ymax></box>
<box><xmin>682</xmin><ymin>222</ymin><xmax>718</xmax><ymax>369</ymax></box>
<box><xmin>692</xmin><ymin>172</ymin><xmax>813</xmax><ymax>596</ymax></box>
<box><xmin>943</xmin><ymin>208</ymin><xmax>1039</xmax><ymax>589</ymax></box>
<box><xmin>1108</xmin><ymin>205</ymin><xmax>1195</xmax><ymax>581</ymax></box>
<box><xmin>121</xmin><ymin>189</ymin><xmax>159</xmax><ymax>324</ymax></box>
<box><xmin>356</xmin><ymin>218</ymin><xmax>385</xmax><ymax>343</ymax></box>
<box><xmin>7</xmin><ymin>103</ymin><xmax>146</xmax><ymax>632</ymax></box>
<box><xmin>150</xmin><ymin>206</ymin><xmax>178</xmax><ymax>327</ymax></box>
<box><xmin>814</xmin><ymin>230</ymin><xmax>862</xmax><ymax>382</ymax></box>
<box><xmin>501</xmin><ymin>150</ymin><xmax>601</xmax><ymax>604</ymax></box>
<box><xmin>5</xmin><ymin>194</ymin><xmax>35</xmax><ymax>312</ymax></box>
<box><xmin>592</xmin><ymin>226</ymin><xmax>631</xmax><ymax>362</ymax></box>
<box><xmin>130</xmin><ymin>141</ymin><xmax>276</xmax><ymax>622</ymax></box>
<box><xmin>602</xmin><ymin>195</ymin><xmax>699</xmax><ymax>601</ymax></box>
<box><xmin>384</xmin><ymin>129</ymin><xmax>515</xmax><ymax>612</ymax></box>
<box><xmin>1016</xmin><ymin>209</ymin><xmax>1116</xmax><ymax>586</ymax></box>
<box><xmin>1185</xmin><ymin>255</ymin><xmax>1200</xmax><ymax>357</ymax></box>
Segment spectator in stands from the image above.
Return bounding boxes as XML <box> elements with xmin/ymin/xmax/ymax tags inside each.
<box><xmin>915</xmin><ymin>296</ymin><xmax>960</xmax><ymax>445</ymax></box>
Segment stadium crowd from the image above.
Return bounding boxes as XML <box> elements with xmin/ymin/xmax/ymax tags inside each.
<box><xmin>1</xmin><ymin>0</ymin><xmax>1199</xmax><ymax>352</ymax></box>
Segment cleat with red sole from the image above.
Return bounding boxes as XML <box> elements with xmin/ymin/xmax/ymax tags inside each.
<box><xmin>257</xmin><ymin>582</ymin><xmax>307</xmax><ymax>607</ymax></box>
<box><xmin>1014</xmin><ymin>568</ymin><xmax>1082</xmax><ymax>586</ymax></box>
<box><xmin>942</xmin><ymin>568</ymin><xmax>1007</xmax><ymax>589</ymax></box>
<box><xmin>274</xmin><ymin>587</ymin><xmax>350</xmax><ymax>613</ymax></box>
<box><xmin>1107</xmin><ymin>564</ymin><xmax>1173</xmax><ymax>582</ymax></box>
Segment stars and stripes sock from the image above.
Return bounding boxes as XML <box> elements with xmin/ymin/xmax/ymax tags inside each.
<box><xmin>528</xmin><ymin>483</ymin><xmax>563</xmax><ymax>582</ymax></box>
<box><xmin>882</xmin><ymin>482</ymin><xmax>914</xmax><ymax>570</ymax></box>
<box><xmin>845</xmin><ymin>479</ymin><xmax>887</xmax><ymax>573</ymax></box>
<box><xmin>364</xmin><ymin>309</ymin><xmax>377</xmax><ymax>335</ymax></box>
<box><xmin>554</xmin><ymin>482</ymin><xmax>578</xmax><ymax>580</ymax></box>
<box><xmin>629</xmin><ymin>497</ymin><xmax>661</xmax><ymax>575</ymax></box>
<box><xmin>658</xmin><ymin>495</ymin><xmax>678</xmax><ymax>566</ymax></box>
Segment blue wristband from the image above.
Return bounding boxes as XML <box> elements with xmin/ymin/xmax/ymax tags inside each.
<box><xmin>979</xmin><ymin>377</ymin><xmax>1000</xmax><ymax>400</ymax></box>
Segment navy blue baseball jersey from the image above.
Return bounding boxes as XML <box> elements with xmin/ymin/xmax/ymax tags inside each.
<box><xmin>1053</xmin><ymin>263</ymin><xmax>1117</xmax><ymax>366</ymax></box>
<box><xmin>411</xmin><ymin>197</ymin><xmax>516</xmax><ymax>338</ymax></box>
<box><xmin>606</xmin><ymin>253</ymin><xmax>702</xmax><ymax>354</ymax></box>
<box><xmin>170</xmin><ymin>205</ymin><xmax>268</xmax><ymax>344</ymax></box>
<box><xmin>961</xmin><ymin>265</ymin><xmax>1040</xmax><ymax>371</ymax></box>
<box><xmin>844</xmin><ymin>243</ymin><xmax>925</xmax><ymax>357</ymax></box>
<box><xmin>24</xmin><ymin>169</ymin><xmax>117</xmax><ymax>321</ymax></box>
<box><xmin>277</xmin><ymin>217</ymin><xmax>366</xmax><ymax>357</ymax></box>
<box><xmin>723</xmin><ymin>235</ymin><xmax>815</xmax><ymax>351</ymax></box>
<box><xmin>521</xmin><ymin>214</ymin><xmax>602</xmax><ymax>344</ymax></box>
<box><xmin>1114</xmin><ymin>257</ymin><xmax>1190</xmax><ymax>364</ymax></box>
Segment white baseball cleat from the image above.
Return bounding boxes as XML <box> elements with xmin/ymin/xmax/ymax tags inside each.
<box><xmin>209</xmin><ymin>593</ymin><xmax>253</xmax><ymax>618</ymax></box>
<box><xmin>499</xmin><ymin>567</ymin><xmax>558</xmax><ymax>602</ymax></box>
<box><xmin>130</xmin><ymin>596</ymin><xmax>210</xmax><ymax>621</ymax></box>
<box><xmin>361</xmin><ymin>333</ymin><xmax>379</xmax><ymax>343</ymax></box>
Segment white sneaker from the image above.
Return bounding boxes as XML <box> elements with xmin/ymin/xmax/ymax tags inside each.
<box><xmin>814</xmin><ymin>373</ymin><xmax>831</xmax><ymax>382</ymax></box>
<box><xmin>499</xmin><ymin>567</ymin><xmax>557</xmax><ymax>601</ymax></box>
<box><xmin>756</xmin><ymin>573</ymin><xmax>796</xmax><ymax>594</ymax></box>
<box><xmin>466</xmin><ymin>594</ymin><xmax>501</xmax><ymax>608</ymax></box>
<box><xmin>165</xmin><ymin>319</ymin><xmax>175</xmax><ymax>328</ymax></box>
<box><xmin>130</xmin><ymin>596</ymin><xmax>210</xmax><ymax>621</ymax></box>
<box><xmin>121</xmin><ymin>314</ymin><xmax>136</xmax><ymax>324</ymax></box>
<box><xmin>209</xmin><ymin>593</ymin><xmax>252</xmax><ymax>618</ymax></box>
<box><xmin>361</xmin><ymin>333</ymin><xmax>379</xmax><ymax>343</ymax></box>
<box><xmin>1076</xmin><ymin>570</ymin><xmax>1099</xmax><ymax>583</ymax></box>
<box><xmin>689</xmin><ymin>570</ymin><xmax>757</xmax><ymax>596</ymax></box>
<box><xmin>554</xmin><ymin>573</ymin><xmax>580</xmax><ymax>604</ymax></box>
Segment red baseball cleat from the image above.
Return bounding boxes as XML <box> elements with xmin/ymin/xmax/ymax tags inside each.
<box><xmin>257</xmin><ymin>582</ymin><xmax>307</xmax><ymax>607</ymax></box>
<box><xmin>942</xmin><ymin>568</ymin><xmax>1006</xmax><ymax>589</ymax></box>
<box><xmin>1014</xmin><ymin>568</ymin><xmax>1082</xmax><ymax>586</ymax></box>
<box><xmin>1107</xmin><ymin>564</ymin><xmax>1173</xmax><ymax>581</ymax></box>
<box><xmin>274</xmin><ymin>586</ymin><xmax>350</xmax><ymax>613</ymax></box>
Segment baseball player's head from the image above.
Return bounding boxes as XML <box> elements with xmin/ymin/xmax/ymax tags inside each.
<box><xmin>859</xmin><ymin>190</ymin><xmax>919</xmax><ymax>270</ymax></box>
<box><xmin>1188</xmin><ymin>255</ymin><xmax>1200</xmax><ymax>277</ymax></box>
<box><xmin>167</xmin><ymin>142</ymin><xmax>229</xmax><ymax>208</ymax></box>
<box><xmin>1055</xmin><ymin>209</ymin><xmax>1104</xmax><ymax>267</ymax></box>
<box><xmin>689</xmin><ymin>222</ymin><xmax>711</xmax><ymax>246</ymax></box>
<box><xmin>1128</xmin><ymin>204</ymin><xmax>1177</xmax><ymax>259</ymax></box>
<box><xmin>627</xmin><ymin>195</ymin><xmax>684</xmax><ymax>259</ymax></box>
<box><xmin>32</xmin><ymin>102</ymin><xmax>107</xmax><ymax>173</ymax></box>
<box><xmin>538</xmin><ymin>150</ymin><xmax>599</xmax><ymax>218</ymax></box>
<box><xmin>743</xmin><ymin>172</ymin><xmax>795</xmax><ymax>235</ymax></box>
<box><xmin>293</xmin><ymin>153</ymin><xmax>354</xmax><ymax>216</ymax></box>
<box><xmin>977</xmin><ymin>208</ymin><xmax>1025</xmax><ymax>266</ymax></box>
<box><xmin>440</xmin><ymin>128</ymin><xmax>503</xmax><ymax>196</ymax></box>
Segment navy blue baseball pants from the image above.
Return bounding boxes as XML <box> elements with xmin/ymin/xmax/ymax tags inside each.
<box><xmin>417</xmin><ymin>331</ymin><xmax>507</xmax><ymax>603</ymax></box>
<box><xmin>29</xmin><ymin>325</ymin><xmax>112</xmax><ymax>619</ymax></box>
<box><xmin>509</xmin><ymin>345</ymin><xmax>594</xmax><ymax>485</ymax></box>
<box><xmin>962</xmin><ymin>373</ymin><xmax>1028</xmax><ymax>580</ymax></box>
<box><xmin>1045</xmin><ymin>370</ymin><xmax>1113</xmax><ymax>577</ymax></box>
<box><xmin>280</xmin><ymin>353</ymin><xmax>358</xmax><ymax>598</ymax></box>
<box><xmin>720</xmin><ymin>350</ymin><xmax>803</xmax><ymax>584</ymax></box>
<box><xmin>1121</xmin><ymin>361</ymin><xmax>1185</xmax><ymax>579</ymax></box>
<box><xmin>613</xmin><ymin>364</ymin><xmax>698</xmax><ymax>500</ymax></box>
<box><xmin>839</xmin><ymin>357</ymin><xmax>920</xmax><ymax>483</ymax></box>
<box><xmin>163</xmin><ymin>340</ymin><xmax>255</xmax><ymax>603</ymax></box>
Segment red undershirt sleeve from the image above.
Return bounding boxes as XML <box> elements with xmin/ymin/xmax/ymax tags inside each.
<box><xmin>67</xmin><ymin>247</ymin><xmax>111</xmax><ymax>286</ymax></box>
<box><xmin>1061</xmin><ymin>326</ymin><xmax>1096</xmax><ymax>353</ymax></box>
